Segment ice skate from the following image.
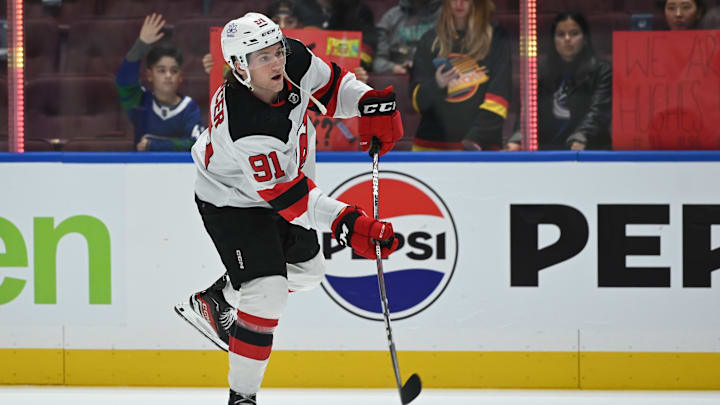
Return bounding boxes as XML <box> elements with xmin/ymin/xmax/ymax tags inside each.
<box><xmin>174</xmin><ymin>275</ymin><xmax>236</xmax><ymax>352</ymax></box>
<box><xmin>229</xmin><ymin>390</ymin><xmax>257</xmax><ymax>404</ymax></box>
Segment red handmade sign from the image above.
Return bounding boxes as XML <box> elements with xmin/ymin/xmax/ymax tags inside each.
<box><xmin>209</xmin><ymin>28</ymin><xmax>363</xmax><ymax>151</ymax></box>
<box><xmin>612</xmin><ymin>30</ymin><xmax>720</xmax><ymax>150</ymax></box>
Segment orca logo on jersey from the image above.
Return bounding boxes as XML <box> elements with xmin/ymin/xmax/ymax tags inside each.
<box><xmin>321</xmin><ymin>172</ymin><xmax>458</xmax><ymax>321</ymax></box>
<box><xmin>362</xmin><ymin>101</ymin><xmax>396</xmax><ymax>115</ymax></box>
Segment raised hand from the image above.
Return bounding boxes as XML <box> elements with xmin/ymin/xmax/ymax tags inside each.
<box><xmin>202</xmin><ymin>53</ymin><xmax>214</xmax><ymax>75</ymax></box>
<box><xmin>139</xmin><ymin>13</ymin><xmax>166</xmax><ymax>45</ymax></box>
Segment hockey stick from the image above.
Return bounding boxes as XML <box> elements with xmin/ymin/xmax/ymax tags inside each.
<box><xmin>370</xmin><ymin>137</ymin><xmax>422</xmax><ymax>405</ymax></box>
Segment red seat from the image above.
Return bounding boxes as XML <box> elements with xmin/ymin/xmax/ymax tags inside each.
<box><xmin>588</xmin><ymin>13</ymin><xmax>632</xmax><ymax>60</ymax></box>
<box><xmin>63</xmin><ymin>18</ymin><xmax>145</xmax><ymax>75</ymax></box>
<box><xmin>494</xmin><ymin>0</ymin><xmax>518</xmax><ymax>14</ymax></box>
<box><xmin>538</xmin><ymin>0</ymin><xmax>615</xmax><ymax>15</ymax></box>
<box><xmin>100</xmin><ymin>0</ymin><xmax>157</xmax><ymax>18</ymax></box>
<box><xmin>25</xmin><ymin>76</ymin><xmax>133</xmax><ymax>151</ymax></box>
<box><xmin>100</xmin><ymin>0</ymin><xmax>202</xmax><ymax>21</ymax></box>
<box><xmin>25</xmin><ymin>19</ymin><xmax>61</xmax><ymax>79</ymax></box>
<box><xmin>206</xmin><ymin>0</ymin><xmax>258</xmax><ymax>18</ymax></box>
<box><xmin>623</xmin><ymin>0</ymin><xmax>660</xmax><ymax>13</ymax></box>
<box><xmin>1</xmin><ymin>77</ymin><xmax>54</xmax><ymax>151</ymax></box>
<box><xmin>0</xmin><ymin>77</ymin><xmax>7</xmax><ymax>151</ymax></box>
<box><xmin>495</xmin><ymin>13</ymin><xmax>519</xmax><ymax>39</ymax></box>
<box><xmin>181</xmin><ymin>75</ymin><xmax>212</xmax><ymax>128</ymax></box>
<box><xmin>365</xmin><ymin>0</ymin><xmax>397</xmax><ymax>24</ymax></box>
<box><xmin>174</xmin><ymin>18</ymin><xmax>227</xmax><ymax>76</ymax></box>
<box><xmin>23</xmin><ymin>0</ymin><xmax>99</xmax><ymax>21</ymax></box>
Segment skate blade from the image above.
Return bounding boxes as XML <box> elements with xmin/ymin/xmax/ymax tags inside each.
<box><xmin>174</xmin><ymin>302</ymin><xmax>229</xmax><ymax>352</ymax></box>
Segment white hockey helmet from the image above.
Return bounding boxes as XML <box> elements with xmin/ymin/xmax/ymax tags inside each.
<box><xmin>221</xmin><ymin>13</ymin><xmax>285</xmax><ymax>89</ymax></box>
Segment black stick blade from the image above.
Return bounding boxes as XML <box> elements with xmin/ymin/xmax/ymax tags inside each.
<box><xmin>400</xmin><ymin>373</ymin><xmax>422</xmax><ymax>404</ymax></box>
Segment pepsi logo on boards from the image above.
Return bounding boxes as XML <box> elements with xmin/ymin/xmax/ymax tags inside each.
<box><xmin>321</xmin><ymin>171</ymin><xmax>458</xmax><ymax>321</ymax></box>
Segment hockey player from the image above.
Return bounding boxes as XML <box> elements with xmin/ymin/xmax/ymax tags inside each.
<box><xmin>174</xmin><ymin>12</ymin><xmax>403</xmax><ymax>405</ymax></box>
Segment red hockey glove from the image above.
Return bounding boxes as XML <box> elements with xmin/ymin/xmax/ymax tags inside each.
<box><xmin>331</xmin><ymin>206</ymin><xmax>399</xmax><ymax>259</ymax></box>
<box><xmin>358</xmin><ymin>86</ymin><xmax>404</xmax><ymax>156</ymax></box>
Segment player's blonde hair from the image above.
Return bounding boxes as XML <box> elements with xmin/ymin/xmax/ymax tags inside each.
<box><xmin>432</xmin><ymin>0</ymin><xmax>495</xmax><ymax>61</ymax></box>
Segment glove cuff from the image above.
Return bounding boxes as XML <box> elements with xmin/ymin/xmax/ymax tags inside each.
<box><xmin>332</xmin><ymin>207</ymin><xmax>362</xmax><ymax>247</ymax></box>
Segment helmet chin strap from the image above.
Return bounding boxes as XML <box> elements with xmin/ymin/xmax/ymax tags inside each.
<box><xmin>232</xmin><ymin>68</ymin><xmax>253</xmax><ymax>91</ymax></box>
<box><xmin>231</xmin><ymin>58</ymin><xmax>327</xmax><ymax>115</ymax></box>
<box><xmin>282</xmin><ymin>71</ymin><xmax>327</xmax><ymax>115</ymax></box>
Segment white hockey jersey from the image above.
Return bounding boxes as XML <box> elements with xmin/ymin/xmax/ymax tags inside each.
<box><xmin>191</xmin><ymin>38</ymin><xmax>372</xmax><ymax>232</ymax></box>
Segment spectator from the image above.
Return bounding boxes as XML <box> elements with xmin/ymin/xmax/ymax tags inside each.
<box><xmin>374</xmin><ymin>0</ymin><xmax>441</xmax><ymax>74</ymax></box>
<box><xmin>294</xmin><ymin>0</ymin><xmax>376</xmax><ymax>81</ymax></box>
<box><xmin>507</xmin><ymin>12</ymin><xmax>611</xmax><ymax>151</ymax></box>
<box><xmin>116</xmin><ymin>13</ymin><xmax>204</xmax><ymax>151</ymax></box>
<box><xmin>410</xmin><ymin>0</ymin><xmax>511</xmax><ymax>151</ymax></box>
<box><xmin>663</xmin><ymin>0</ymin><xmax>706</xmax><ymax>30</ymax></box>
<box><xmin>269</xmin><ymin>0</ymin><xmax>301</xmax><ymax>29</ymax></box>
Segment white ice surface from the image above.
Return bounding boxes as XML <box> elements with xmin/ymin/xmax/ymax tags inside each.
<box><xmin>1</xmin><ymin>387</ymin><xmax>720</xmax><ymax>405</ymax></box>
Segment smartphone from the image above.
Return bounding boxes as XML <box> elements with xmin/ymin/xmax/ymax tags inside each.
<box><xmin>432</xmin><ymin>57</ymin><xmax>454</xmax><ymax>73</ymax></box>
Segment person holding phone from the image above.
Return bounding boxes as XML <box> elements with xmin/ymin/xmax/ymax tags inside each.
<box><xmin>409</xmin><ymin>0</ymin><xmax>511</xmax><ymax>151</ymax></box>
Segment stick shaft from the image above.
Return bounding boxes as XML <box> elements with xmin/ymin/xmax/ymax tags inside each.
<box><xmin>372</xmin><ymin>150</ymin><xmax>403</xmax><ymax>393</ymax></box>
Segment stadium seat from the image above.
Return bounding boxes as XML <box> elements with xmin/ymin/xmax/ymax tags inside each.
<box><xmin>174</xmin><ymin>18</ymin><xmax>227</xmax><ymax>76</ymax></box>
<box><xmin>23</xmin><ymin>0</ymin><xmax>99</xmax><ymax>20</ymax></box>
<box><xmin>25</xmin><ymin>19</ymin><xmax>61</xmax><ymax>79</ymax></box>
<box><xmin>365</xmin><ymin>0</ymin><xmax>397</xmax><ymax>24</ymax></box>
<box><xmin>99</xmin><ymin>0</ymin><xmax>202</xmax><ymax>21</ymax></box>
<box><xmin>63</xmin><ymin>18</ymin><xmax>144</xmax><ymax>75</ymax></box>
<box><xmin>206</xmin><ymin>0</ymin><xmax>257</xmax><ymax>18</ymax></box>
<box><xmin>538</xmin><ymin>0</ymin><xmax>615</xmax><ymax>15</ymax></box>
<box><xmin>588</xmin><ymin>12</ymin><xmax>632</xmax><ymax>60</ymax></box>
<box><xmin>494</xmin><ymin>0</ymin><xmax>518</xmax><ymax>14</ymax></box>
<box><xmin>623</xmin><ymin>0</ymin><xmax>660</xmax><ymax>13</ymax></box>
<box><xmin>0</xmin><ymin>77</ymin><xmax>7</xmax><ymax>150</ymax></box>
<box><xmin>495</xmin><ymin>13</ymin><xmax>519</xmax><ymax>40</ymax></box>
<box><xmin>25</xmin><ymin>76</ymin><xmax>133</xmax><ymax>151</ymax></box>
<box><xmin>181</xmin><ymin>74</ymin><xmax>212</xmax><ymax>128</ymax></box>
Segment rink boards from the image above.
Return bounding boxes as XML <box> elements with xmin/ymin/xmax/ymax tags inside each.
<box><xmin>0</xmin><ymin>151</ymin><xmax>719</xmax><ymax>389</ymax></box>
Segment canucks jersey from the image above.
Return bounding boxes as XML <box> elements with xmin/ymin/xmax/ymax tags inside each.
<box><xmin>116</xmin><ymin>59</ymin><xmax>205</xmax><ymax>151</ymax></box>
<box><xmin>191</xmin><ymin>38</ymin><xmax>372</xmax><ymax>232</ymax></box>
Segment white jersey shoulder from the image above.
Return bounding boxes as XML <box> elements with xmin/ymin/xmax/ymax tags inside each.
<box><xmin>191</xmin><ymin>40</ymin><xmax>371</xmax><ymax>231</ymax></box>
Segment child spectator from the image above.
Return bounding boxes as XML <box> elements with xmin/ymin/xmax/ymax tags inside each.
<box><xmin>116</xmin><ymin>13</ymin><xmax>204</xmax><ymax>151</ymax></box>
<box><xmin>410</xmin><ymin>0</ymin><xmax>511</xmax><ymax>150</ymax></box>
<box><xmin>507</xmin><ymin>12</ymin><xmax>611</xmax><ymax>151</ymax></box>
<box><xmin>374</xmin><ymin>0</ymin><xmax>441</xmax><ymax>74</ymax></box>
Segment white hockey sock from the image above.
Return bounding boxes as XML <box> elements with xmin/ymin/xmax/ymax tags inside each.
<box><xmin>222</xmin><ymin>275</ymin><xmax>242</xmax><ymax>308</ymax></box>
